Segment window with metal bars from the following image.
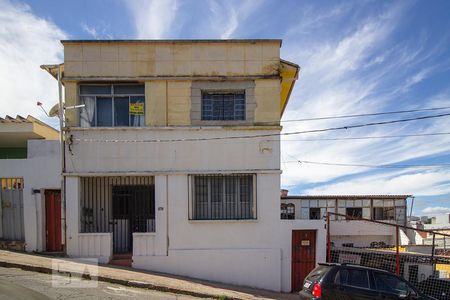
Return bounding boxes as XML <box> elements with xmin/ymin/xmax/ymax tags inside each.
<box><xmin>201</xmin><ymin>91</ymin><xmax>245</xmax><ymax>121</ymax></box>
<box><xmin>190</xmin><ymin>174</ymin><xmax>256</xmax><ymax>220</ymax></box>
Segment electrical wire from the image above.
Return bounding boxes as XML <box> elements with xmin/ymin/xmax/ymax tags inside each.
<box><xmin>73</xmin><ymin>112</ymin><xmax>450</xmax><ymax>143</ymax></box>
<box><xmin>281</xmin><ymin>106</ymin><xmax>450</xmax><ymax>122</ymax></box>
<box><xmin>279</xmin><ymin>132</ymin><xmax>450</xmax><ymax>142</ymax></box>
<box><xmin>284</xmin><ymin>159</ymin><xmax>450</xmax><ymax>169</ymax></box>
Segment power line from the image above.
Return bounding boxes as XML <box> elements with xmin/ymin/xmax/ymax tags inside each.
<box><xmin>279</xmin><ymin>132</ymin><xmax>450</xmax><ymax>142</ymax></box>
<box><xmin>284</xmin><ymin>159</ymin><xmax>450</xmax><ymax>169</ymax></box>
<box><xmin>73</xmin><ymin>112</ymin><xmax>450</xmax><ymax>143</ymax></box>
<box><xmin>281</xmin><ymin>106</ymin><xmax>450</xmax><ymax>122</ymax></box>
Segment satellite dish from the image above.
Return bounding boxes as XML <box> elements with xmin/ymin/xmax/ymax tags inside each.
<box><xmin>49</xmin><ymin>103</ymin><xmax>60</xmax><ymax>117</ymax></box>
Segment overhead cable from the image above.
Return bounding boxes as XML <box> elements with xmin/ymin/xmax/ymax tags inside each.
<box><xmin>73</xmin><ymin>112</ymin><xmax>450</xmax><ymax>143</ymax></box>
<box><xmin>281</xmin><ymin>106</ymin><xmax>450</xmax><ymax>122</ymax></box>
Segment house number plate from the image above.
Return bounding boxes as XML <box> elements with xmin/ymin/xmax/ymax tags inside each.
<box><xmin>301</xmin><ymin>240</ymin><xmax>310</xmax><ymax>246</ymax></box>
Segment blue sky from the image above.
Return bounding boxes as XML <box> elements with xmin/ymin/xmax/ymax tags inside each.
<box><xmin>1</xmin><ymin>0</ymin><xmax>450</xmax><ymax>216</ymax></box>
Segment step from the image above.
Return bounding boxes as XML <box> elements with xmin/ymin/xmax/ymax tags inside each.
<box><xmin>112</xmin><ymin>253</ymin><xmax>132</xmax><ymax>260</ymax></box>
<box><xmin>109</xmin><ymin>258</ymin><xmax>132</xmax><ymax>267</ymax></box>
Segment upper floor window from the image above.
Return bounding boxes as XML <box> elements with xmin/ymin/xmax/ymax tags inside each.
<box><xmin>201</xmin><ymin>91</ymin><xmax>245</xmax><ymax>121</ymax></box>
<box><xmin>79</xmin><ymin>84</ymin><xmax>145</xmax><ymax>127</ymax></box>
<box><xmin>281</xmin><ymin>203</ymin><xmax>295</xmax><ymax>219</ymax></box>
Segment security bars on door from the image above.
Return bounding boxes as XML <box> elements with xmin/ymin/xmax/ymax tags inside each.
<box><xmin>189</xmin><ymin>174</ymin><xmax>256</xmax><ymax>220</ymax></box>
<box><xmin>80</xmin><ymin>176</ymin><xmax>155</xmax><ymax>234</ymax></box>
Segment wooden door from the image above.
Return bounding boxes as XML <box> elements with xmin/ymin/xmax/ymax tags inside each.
<box><xmin>292</xmin><ymin>230</ymin><xmax>316</xmax><ymax>292</ymax></box>
<box><xmin>45</xmin><ymin>190</ymin><xmax>62</xmax><ymax>252</ymax></box>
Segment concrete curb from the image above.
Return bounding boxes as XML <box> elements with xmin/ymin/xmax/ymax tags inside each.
<box><xmin>0</xmin><ymin>260</ymin><xmax>237</xmax><ymax>300</ymax></box>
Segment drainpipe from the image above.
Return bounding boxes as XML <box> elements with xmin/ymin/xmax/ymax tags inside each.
<box><xmin>57</xmin><ymin>65</ymin><xmax>67</xmax><ymax>254</ymax></box>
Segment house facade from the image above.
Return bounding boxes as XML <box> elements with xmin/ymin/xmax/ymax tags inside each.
<box><xmin>41</xmin><ymin>39</ymin><xmax>320</xmax><ymax>292</ymax></box>
<box><xmin>281</xmin><ymin>193</ymin><xmax>410</xmax><ymax>247</ymax></box>
<box><xmin>0</xmin><ymin>115</ymin><xmax>60</xmax><ymax>252</ymax></box>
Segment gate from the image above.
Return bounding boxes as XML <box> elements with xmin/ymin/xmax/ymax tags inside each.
<box><xmin>111</xmin><ymin>185</ymin><xmax>155</xmax><ymax>253</ymax></box>
<box><xmin>0</xmin><ymin>188</ymin><xmax>24</xmax><ymax>241</ymax></box>
<box><xmin>292</xmin><ymin>230</ymin><xmax>316</xmax><ymax>292</ymax></box>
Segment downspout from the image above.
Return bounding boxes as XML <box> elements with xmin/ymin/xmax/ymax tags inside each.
<box><xmin>57</xmin><ymin>64</ymin><xmax>67</xmax><ymax>254</ymax></box>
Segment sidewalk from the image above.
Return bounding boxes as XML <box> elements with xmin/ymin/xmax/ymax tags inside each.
<box><xmin>0</xmin><ymin>250</ymin><xmax>297</xmax><ymax>300</ymax></box>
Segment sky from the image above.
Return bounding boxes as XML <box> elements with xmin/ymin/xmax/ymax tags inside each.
<box><xmin>1</xmin><ymin>0</ymin><xmax>449</xmax><ymax>217</ymax></box>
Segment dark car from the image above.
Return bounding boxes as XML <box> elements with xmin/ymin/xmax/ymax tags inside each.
<box><xmin>416</xmin><ymin>278</ymin><xmax>450</xmax><ymax>300</ymax></box>
<box><xmin>299</xmin><ymin>263</ymin><xmax>436</xmax><ymax>300</ymax></box>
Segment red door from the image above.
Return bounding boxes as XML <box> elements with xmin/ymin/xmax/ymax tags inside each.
<box><xmin>45</xmin><ymin>190</ymin><xmax>62</xmax><ymax>252</ymax></box>
<box><xmin>292</xmin><ymin>230</ymin><xmax>316</xmax><ymax>292</ymax></box>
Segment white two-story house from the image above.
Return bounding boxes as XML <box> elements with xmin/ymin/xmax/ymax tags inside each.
<box><xmin>43</xmin><ymin>39</ymin><xmax>305</xmax><ymax>292</ymax></box>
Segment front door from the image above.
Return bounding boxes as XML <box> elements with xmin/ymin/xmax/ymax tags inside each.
<box><xmin>111</xmin><ymin>185</ymin><xmax>154</xmax><ymax>253</ymax></box>
<box><xmin>45</xmin><ymin>190</ymin><xmax>62</xmax><ymax>252</ymax></box>
<box><xmin>292</xmin><ymin>230</ymin><xmax>316</xmax><ymax>292</ymax></box>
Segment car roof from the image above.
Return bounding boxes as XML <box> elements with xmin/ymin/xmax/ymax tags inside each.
<box><xmin>318</xmin><ymin>263</ymin><xmax>397</xmax><ymax>274</ymax></box>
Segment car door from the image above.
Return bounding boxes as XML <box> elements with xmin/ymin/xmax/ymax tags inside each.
<box><xmin>337</xmin><ymin>268</ymin><xmax>378</xmax><ymax>300</ymax></box>
<box><xmin>372</xmin><ymin>271</ymin><xmax>420</xmax><ymax>300</ymax></box>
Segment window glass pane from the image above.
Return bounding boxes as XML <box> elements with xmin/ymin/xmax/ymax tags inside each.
<box><xmin>114</xmin><ymin>84</ymin><xmax>145</xmax><ymax>95</ymax></box>
<box><xmin>114</xmin><ymin>97</ymin><xmax>129</xmax><ymax>126</ymax></box>
<box><xmin>373</xmin><ymin>199</ymin><xmax>383</xmax><ymax>207</ymax></box>
<box><xmin>395</xmin><ymin>200</ymin><xmax>405</xmax><ymax>207</ymax></box>
<box><xmin>346</xmin><ymin>269</ymin><xmax>369</xmax><ymax>288</ymax></box>
<box><xmin>80</xmin><ymin>85</ymin><xmax>111</xmax><ymax>95</ymax></box>
<box><xmin>130</xmin><ymin>96</ymin><xmax>145</xmax><ymax>127</ymax></box>
<box><xmin>201</xmin><ymin>92</ymin><xmax>245</xmax><ymax>121</ymax></box>
<box><xmin>373</xmin><ymin>272</ymin><xmax>413</xmax><ymax>296</ymax></box>
<box><xmin>96</xmin><ymin>97</ymin><xmax>112</xmax><ymax>126</ymax></box>
<box><xmin>192</xmin><ymin>175</ymin><xmax>254</xmax><ymax>220</ymax></box>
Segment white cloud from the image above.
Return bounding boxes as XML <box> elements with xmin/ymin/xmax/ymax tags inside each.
<box><xmin>304</xmin><ymin>169</ymin><xmax>450</xmax><ymax>197</ymax></box>
<box><xmin>207</xmin><ymin>0</ymin><xmax>264</xmax><ymax>39</ymax></box>
<box><xmin>0</xmin><ymin>0</ymin><xmax>66</xmax><ymax>127</ymax></box>
<box><xmin>422</xmin><ymin>206</ymin><xmax>450</xmax><ymax>215</ymax></box>
<box><xmin>125</xmin><ymin>0</ymin><xmax>178</xmax><ymax>39</ymax></box>
<box><xmin>81</xmin><ymin>23</ymin><xmax>98</xmax><ymax>39</ymax></box>
<box><xmin>280</xmin><ymin>2</ymin><xmax>450</xmax><ymax>191</ymax></box>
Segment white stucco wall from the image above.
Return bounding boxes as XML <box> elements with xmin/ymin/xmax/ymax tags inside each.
<box><xmin>0</xmin><ymin>140</ymin><xmax>60</xmax><ymax>252</ymax></box>
<box><xmin>63</xmin><ymin>128</ymin><xmax>327</xmax><ymax>292</ymax></box>
<box><xmin>65</xmin><ymin>128</ymin><xmax>280</xmax><ymax>174</ymax></box>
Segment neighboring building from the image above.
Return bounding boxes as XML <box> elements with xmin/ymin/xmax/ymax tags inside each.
<box><xmin>41</xmin><ymin>39</ymin><xmax>321</xmax><ymax>292</ymax></box>
<box><xmin>281</xmin><ymin>193</ymin><xmax>410</xmax><ymax>247</ymax></box>
<box><xmin>0</xmin><ymin>115</ymin><xmax>60</xmax><ymax>252</ymax></box>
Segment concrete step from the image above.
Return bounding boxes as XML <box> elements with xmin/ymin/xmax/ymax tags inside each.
<box><xmin>109</xmin><ymin>258</ymin><xmax>132</xmax><ymax>267</ymax></box>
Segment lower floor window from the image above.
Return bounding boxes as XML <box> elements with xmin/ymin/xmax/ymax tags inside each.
<box><xmin>190</xmin><ymin>174</ymin><xmax>256</xmax><ymax>220</ymax></box>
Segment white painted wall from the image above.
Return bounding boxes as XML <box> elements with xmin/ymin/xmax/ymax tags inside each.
<box><xmin>78</xmin><ymin>233</ymin><xmax>112</xmax><ymax>263</ymax></box>
<box><xmin>64</xmin><ymin>128</ymin><xmax>326</xmax><ymax>292</ymax></box>
<box><xmin>0</xmin><ymin>140</ymin><xmax>60</xmax><ymax>252</ymax></box>
<box><xmin>65</xmin><ymin>128</ymin><xmax>280</xmax><ymax>174</ymax></box>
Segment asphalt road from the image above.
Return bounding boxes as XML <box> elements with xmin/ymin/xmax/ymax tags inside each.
<box><xmin>0</xmin><ymin>267</ymin><xmax>207</xmax><ymax>299</ymax></box>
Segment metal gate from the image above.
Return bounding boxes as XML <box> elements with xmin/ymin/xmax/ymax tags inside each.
<box><xmin>0</xmin><ymin>189</ymin><xmax>24</xmax><ymax>241</ymax></box>
<box><xmin>111</xmin><ymin>185</ymin><xmax>155</xmax><ymax>253</ymax></box>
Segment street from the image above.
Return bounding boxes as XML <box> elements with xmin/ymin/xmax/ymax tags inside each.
<box><xmin>0</xmin><ymin>267</ymin><xmax>207</xmax><ymax>299</ymax></box>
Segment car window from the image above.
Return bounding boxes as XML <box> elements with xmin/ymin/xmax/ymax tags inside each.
<box><xmin>339</xmin><ymin>268</ymin><xmax>370</xmax><ymax>289</ymax></box>
<box><xmin>373</xmin><ymin>272</ymin><xmax>416</xmax><ymax>296</ymax></box>
<box><xmin>305</xmin><ymin>265</ymin><xmax>332</xmax><ymax>282</ymax></box>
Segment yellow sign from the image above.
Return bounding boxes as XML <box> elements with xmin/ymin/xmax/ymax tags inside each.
<box><xmin>129</xmin><ymin>103</ymin><xmax>144</xmax><ymax>115</ymax></box>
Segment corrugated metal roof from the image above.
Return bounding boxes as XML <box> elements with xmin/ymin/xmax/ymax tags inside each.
<box><xmin>281</xmin><ymin>195</ymin><xmax>412</xmax><ymax>200</ymax></box>
<box><xmin>0</xmin><ymin>115</ymin><xmax>32</xmax><ymax>123</ymax></box>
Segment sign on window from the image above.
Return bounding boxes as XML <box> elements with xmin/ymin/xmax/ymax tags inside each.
<box><xmin>129</xmin><ymin>103</ymin><xmax>144</xmax><ymax>115</ymax></box>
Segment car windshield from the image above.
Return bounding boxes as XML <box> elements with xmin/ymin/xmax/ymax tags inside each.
<box><xmin>305</xmin><ymin>265</ymin><xmax>332</xmax><ymax>282</ymax></box>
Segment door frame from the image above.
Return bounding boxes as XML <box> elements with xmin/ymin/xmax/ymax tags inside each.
<box><xmin>291</xmin><ymin>229</ymin><xmax>317</xmax><ymax>292</ymax></box>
